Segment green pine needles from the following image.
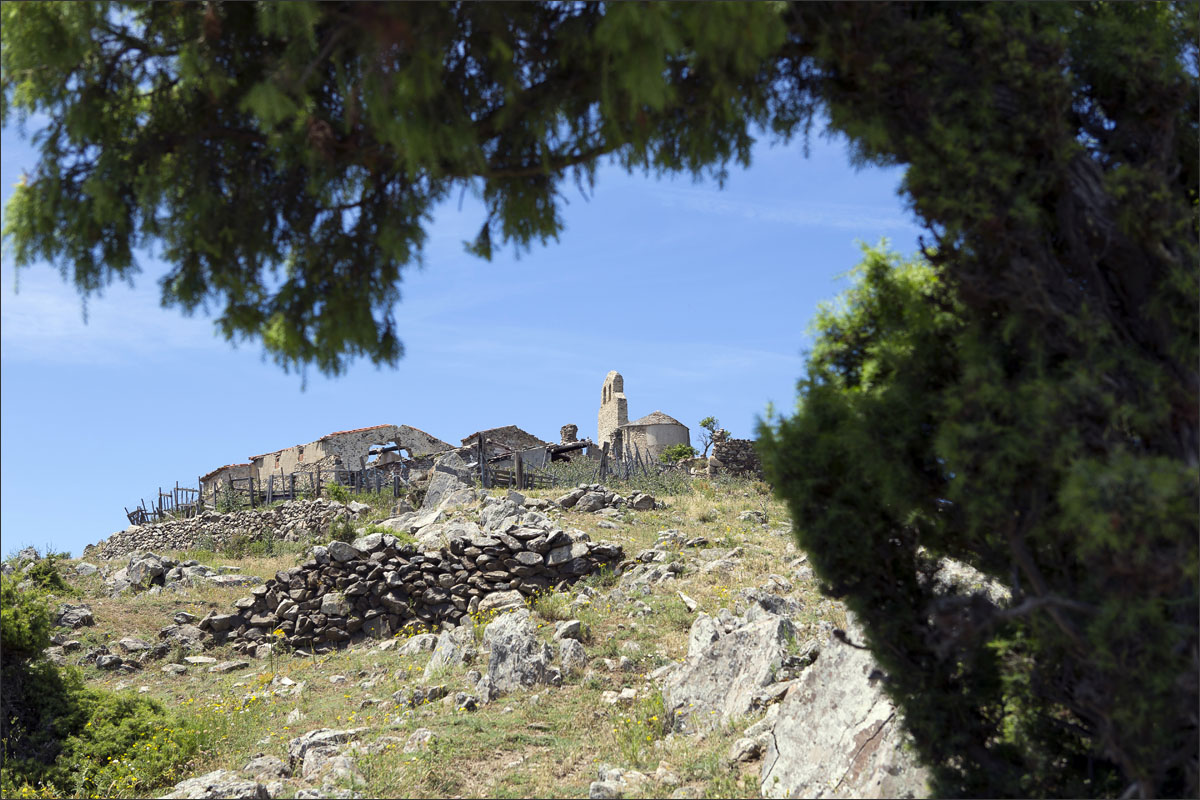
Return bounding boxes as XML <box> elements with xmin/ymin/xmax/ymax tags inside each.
<box><xmin>760</xmin><ymin>245</ymin><xmax>1198</xmax><ymax>797</ymax></box>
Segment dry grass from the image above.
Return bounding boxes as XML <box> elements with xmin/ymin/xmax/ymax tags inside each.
<box><xmin>47</xmin><ymin>479</ymin><xmax>841</xmax><ymax>798</ymax></box>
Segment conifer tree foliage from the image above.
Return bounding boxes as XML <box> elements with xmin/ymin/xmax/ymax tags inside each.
<box><xmin>756</xmin><ymin>5</ymin><xmax>1195</xmax><ymax>797</ymax></box>
<box><xmin>4</xmin><ymin>3</ymin><xmax>1197</xmax><ymax>795</ymax></box>
<box><xmin>1</xmin><ymin>2</ymin><xmax>787</xmax><ymax>374</ymax></box>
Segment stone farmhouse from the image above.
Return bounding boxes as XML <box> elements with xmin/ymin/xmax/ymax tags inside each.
<box><xmin>597</xmin><ymin>370</ymin><xmax>690</xmax><ymax>461</ymax></box>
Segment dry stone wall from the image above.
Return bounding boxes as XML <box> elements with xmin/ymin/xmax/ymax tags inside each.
<box><xmin>711</xmin><ymin>437</ymin><xmax>764</xmax><ymax>479</ymax></box>
<box><xmin>84</xmin><ymin>500</ymin><xmax>368</xmax><ymax>561</ymax></box>
<box><xmin>205</xmin><ymin>528</ymin><xmax>623</xmax><ymax>656</ymax></box>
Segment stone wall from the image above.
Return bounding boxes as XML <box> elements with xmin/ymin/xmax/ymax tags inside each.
<box><xmin>711</xmin><ymin>438</ymin><xmax>764</xmax><ymax>479</ymax></box>
<box><xmin>205</xmin><ymin>529</ymin><xmax>623</xmax><ymax>656</ymax></box>
<box><xmin>84</xmin><ymin>500</ymin><xmax>368</xmax><ymax>561</ymax></box>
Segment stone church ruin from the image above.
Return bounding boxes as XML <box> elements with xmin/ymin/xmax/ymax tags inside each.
<box><xmin>597</xmin><ymin>370</ymin><xmax>690</xmax><ymax>462</ymax></box>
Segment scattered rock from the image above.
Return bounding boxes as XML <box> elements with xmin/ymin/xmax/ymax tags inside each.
<box><xmin>423</xmin><ymin>626</ymin><xmax>477</xmax><ymax>681</ymax></box>
<box><xmin>559</xmin><ymin>638</ymin><xmax>589</xmax><ymax>677</ymax></box>
<box><xmin>209</xmin><ymin>660</ymin><xmax>250</xmax><ymax>674</ymax></box>
<box><xmin>96</xmin><ymin>654</ymin><xmax>123</xmax><ymax>670</ymax></box>
<box><xmin>403</xmin><ymin>728</ymin><xmax>437</xmax><ymax>753</ymax></box>
<box><xmin>553</xmin><ymin>619</ymin><xmax>585</xmax><ymax>642</ymax></box>
<box><xmin>242</xmin><ymin>755</ymin><xmax>291</xmax><ymax>780</ymax></box>
<box><xmin>56</xmin><ymin>604</ymin><xmax>95</xmax><ymax>629</ymax></box>
<box><xmin>163</xmin><ymin>770</ymin><xmax>270</xmax><ymax>799</ymax></box>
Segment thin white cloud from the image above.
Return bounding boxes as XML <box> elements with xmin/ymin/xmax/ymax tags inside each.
<box><xmin>0</xmin><ymin>267</ymin><xmax>220</xmax><ymax>365</ymax></box>
<box><xmin>650</xmin><ymin>185</ymin><xmax>918</xmax><ymax>232</ymax></box>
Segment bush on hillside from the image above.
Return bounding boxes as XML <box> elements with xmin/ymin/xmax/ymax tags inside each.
<box><xmin>0</xmin><ymin>580</ymin><xmax>201</xmax><ymax>798</ymax></box>
<box><xmin>0</xmin><ymin>578</ymin><xmax>52</xmax><ymax>663</ymax></box>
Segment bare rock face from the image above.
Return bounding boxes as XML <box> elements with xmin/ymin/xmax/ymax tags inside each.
<box><xmin>759</xmin><ymin>618</ymin><xmax>930</xmax><ymax>799</ymax></box>
<box><xmin>664</xmin><ymin>613</ymin><xmax>796</xmax><ymax>731</ymax></box>
<box><xmin>162</xmin><ymin>770</ymin><xmax>270</xmax><ymax>799</ymax></box>
<box><xmin>483</xmin><ymin>609</ymin><xmax>554</xmax><ymax>692</ymax></box>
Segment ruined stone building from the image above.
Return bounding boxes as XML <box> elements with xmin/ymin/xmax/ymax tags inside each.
<box><xmin>597</xmin><ymin>370</ymin><xmax>690</xmax><ymax>461</ymax></box>
<box><xmin>460</xmin><ymin>425</ymin><xmax>548</xmax><ymax>457</ymax></box>
<box><xmin>199</xmin><ymin>463</ymin><xmax>251</xmax><ymax>504</ymax></box>
<box><xmin>244</xmin><ymin>424</ymin><xmax>451</xmax><ymax>485</ymax></box>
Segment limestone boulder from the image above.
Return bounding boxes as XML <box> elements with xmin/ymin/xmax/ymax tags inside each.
<box><xmin>162</xmin><ymin>770</ymin><xmax>269</xmax><ymax>799</ymax></box>
<box><xmin>325</xmin><ymin>541</ymin><xmax>361</xmax><ymax>563</ymax></box>
<box><xmin>478</xmin><ymin>590</ymin><xmax>525</xmax><ymax>613</ymax></box>
<box><xmin>398</xmin><ymin>633</ymin><xmax>439</xmax><ymax>656</ymax></box>
<box><xmin>422</xmin><ymin>452</ymin><xmax>473</xmax><ymax>510</ymax></box>
<box><xmin>664</xmin><ymin>613</ymin><xmax>796</xmax><ymax>730</ymax></box>
<box><xmin>559</xmin><ymin>638</ymin><xmax>588</xmax><ymax>677</ymax></box>
<box><xmin>286</xmin><ymin>727</ymin><xmax>367</xmax><ymax>766</ymax></box>
<box><xmin>759</xmin><ymin>619</ymin><xmax>930</xmax><ymax>799</ymax></box>
<box><xmin>483</xmin><ymin>609</ymin><xmax>554</xmax><ymax>692</ymax></box>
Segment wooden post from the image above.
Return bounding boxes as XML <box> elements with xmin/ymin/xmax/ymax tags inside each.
<box><xmin>288</xmin><ymin>473</ymin><xmax>295</xmax><ymax>500</ymax></box>
<box><xmin>515</xmin><ymin>450</ymin><xmax>525</xmax><ymax>491</ymax></box>
<box><xmin>477</xmin><ymin>438</ymin><xmax>486</xmax><ymax>488</ymax></box>
<box><xmin>599</xmin><ymin>442</ymin><xmax>610</xmax><ymax>480</ymax></box>
<box><xmin>249</xmin><ymin>476</ymin><xmax>256</xmax><ymax>508</ymax></box>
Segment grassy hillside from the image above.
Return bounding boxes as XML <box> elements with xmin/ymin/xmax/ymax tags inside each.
<box><xmin>2</xmin><ymin>477</ymin><xmax>846</xmax><ymax>799</ymax></box>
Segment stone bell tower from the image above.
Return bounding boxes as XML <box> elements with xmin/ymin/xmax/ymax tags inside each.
<box><xmin>597</xmin><ymin>370</ymin><xmax>628</xmax><ymax>453</ymax></box>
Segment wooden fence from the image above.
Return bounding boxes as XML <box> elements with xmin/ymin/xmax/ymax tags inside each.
<box><xmin>126</xmin><ymin>465</ymin><xmax>408</xmax><ymax>525</ymax></box>
<box><xmin>125</xmin><ymin>482</ymin><xmax>204</xmax><ymax>526</ymax></box>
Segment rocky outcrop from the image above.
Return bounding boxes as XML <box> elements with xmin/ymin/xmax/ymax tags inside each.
<box><xmin>759</xmin><ymin>617</ymin><xmax>930</xmax><ymax>799</ymax></box>
<box><xmin>86</xmin><ymin>499</ymin><xmax>370</xmax><ymax>560</ymax></box>
<box><xmin>664</xmin><ymin>611</ymin><xmax>798</xmax><ymax>731</ymax></box>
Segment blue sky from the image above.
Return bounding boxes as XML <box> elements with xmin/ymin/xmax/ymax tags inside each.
<box><xmin>1</xmin><ymin>119</ymin><xmax>922</xmax><ymax>557</ymax></box>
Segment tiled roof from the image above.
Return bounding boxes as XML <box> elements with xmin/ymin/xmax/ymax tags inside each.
<box><xmin>624</xmin><ymin>410</ymin><xmax>686</xmax><ymax>428</ymax></box>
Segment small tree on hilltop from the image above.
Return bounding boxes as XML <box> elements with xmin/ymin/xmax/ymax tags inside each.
<box><xmin>698</xmin><ymin>417</ymin><xmax>720</xmax><ymax>457</ymax></box>
<box><xmin>659</xmin><ymin>443</ymin><xmax>698</xmax><ymax>464</ymax></box>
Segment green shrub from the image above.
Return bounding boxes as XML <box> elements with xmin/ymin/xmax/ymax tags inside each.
<box><xmin>610</xmin><ymin>689</ymin><xmax>670</xmax><ymax>768</ymax></box>
<box><xmin>358</xmin><ymin>522</ymin><xmax>414</xmax><ymax>546</ymax></box>
<box><xmin>0</xmin><ymin>662</ymin><xmax>202</xmax><ymax>798</ymax></box>
<box><xmin>324</xmin><ymin>482</ymin><xmax>352</xmax><ymax>504</ymax></box>
<box><xmin>329</xmin><ymin>517</ymin><xmax>356</xmax><ymax>544</ymax></box>
<box><xmin>659</xmin><ymin>443</ymin><xmax>698</xmax><ymax>463</ymax></box>
<box><xmin>529</xmin><ymin>589</ymin><xmax>571</xmax><ymax>622</ymax></box>
<box><xmin>0</xmin><ymin>579</ymin><xmax>53</xmax><ymax>662</ymax></box>
<box><xmin>1</xmin><ymin>581</ymin><xmax>201</xmax><ymax>798</ymax></box>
